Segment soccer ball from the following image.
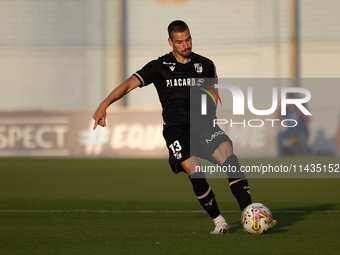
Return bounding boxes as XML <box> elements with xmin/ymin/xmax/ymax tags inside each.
<box><xmin>241</xmin><ymin>203</ymin><xmax>273</xmax><ymax>234</ymax></box>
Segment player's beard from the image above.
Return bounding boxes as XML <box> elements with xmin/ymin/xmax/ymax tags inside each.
<box><xmin>181</xmin><ymin>48</ymin><xmax>192</xmax><ymax>59</ymax></box>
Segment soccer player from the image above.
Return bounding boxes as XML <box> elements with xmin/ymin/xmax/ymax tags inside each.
<box><xmin>93</xmin><ymin>20</ymin><xmax>253</xmax><ymax>234</ymax></box>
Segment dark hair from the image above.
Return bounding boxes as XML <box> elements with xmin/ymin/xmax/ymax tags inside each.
<box><xmin>168</xmin><ymin>20</ymin><xmax>190</xmax><ymax>39</ymax></box>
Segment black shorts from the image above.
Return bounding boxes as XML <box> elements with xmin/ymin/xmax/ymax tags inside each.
<box><xmin>163</xmin><ymin>122</ymin><xmax>233</xmax><ymax>174</ymax></box>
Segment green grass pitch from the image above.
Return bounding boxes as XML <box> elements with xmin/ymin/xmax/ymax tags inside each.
<box><xmin>0</xmin><ymin>158</ymin><xmax>339</xmax><ymax>255</ymax></box>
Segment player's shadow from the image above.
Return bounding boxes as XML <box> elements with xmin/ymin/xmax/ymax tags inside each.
<box><xmin>228</xmin><ymin>203</ymin><xmax>336</xmax><ymax>234</ymax></box>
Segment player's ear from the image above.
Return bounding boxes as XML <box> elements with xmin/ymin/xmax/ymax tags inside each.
<box><xmin>168</xmin><ymin>37</ymin><xmax>173</xmax><ymax>47</ymax></box>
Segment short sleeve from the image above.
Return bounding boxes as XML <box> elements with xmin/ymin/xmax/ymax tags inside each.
<box><xmin>211</xmin><ymin>61</ymin><xmax>217</xmax><ymax>78</ymax></box>
<box><xmin>211</xmin><ymin>60</ymin><xmax>218</xmax><ymax>84</ymax></box>
<box><xmin>205</xmin><ymin>60</ymin><xmax>218</xmax><ymax>86</ymax></box>
<box><xmin>133</xmin><ymin>60</ymin><xmax>158</xmax><ymax>88</ymax></box>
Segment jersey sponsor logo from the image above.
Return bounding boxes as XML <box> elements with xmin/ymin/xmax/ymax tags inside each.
<box><xmin>163</xmin><ymin>61</ymin><xmax>176</xmax><ymax>65</ymax></box>
<box><xmin>194</xmin><ymin>63</ymin><xmax>203</xmax><ymax>74</ymax></box>
<box><xmin>205</xmin><ymin>131</ymin><xmax>226</xmax><ymax>144</ymax></box>
<box><xmin>166</xmin><ymin>78</ymin><xmax>197</xmax><ymax>87</ymax></box>
<box><xmin>163</xmin><ymin>61</ymin><xmax>176</xmax><ymax>72</ymax></box>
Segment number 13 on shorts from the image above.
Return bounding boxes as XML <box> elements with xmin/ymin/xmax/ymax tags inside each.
<box><xmin>169</xmin><ymin>140</ymin><xmax>182</xmax><ymax>160</ymax></box>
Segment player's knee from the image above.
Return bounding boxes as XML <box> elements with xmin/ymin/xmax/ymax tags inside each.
<box><xmin>212</xmin><ymin>141</ymin><xmax>234</xmax><ymax>165</ymax></box>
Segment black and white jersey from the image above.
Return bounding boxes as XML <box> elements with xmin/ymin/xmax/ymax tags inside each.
<box><xmin>133</xmin><ymin>52</ymin><xmax>217</xmax><ymax>125</ymax></box>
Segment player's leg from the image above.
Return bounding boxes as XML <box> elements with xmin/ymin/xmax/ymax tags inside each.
<box><xmin>211</xmin><ymin>141</ymin><xmax>252</xmax><ymax>211</ymax></box>
<box><xmin>213</xmin><ymin>141</ymin><xmax>278</xmax><ymax>230</ymax></box>
<box><xmin>180</xmin><ymin>157</ymin><xmax>229</xmax><ymax>234</ymax></box>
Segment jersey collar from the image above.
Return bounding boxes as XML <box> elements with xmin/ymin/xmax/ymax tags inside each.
<box><xmin>170</xmin><ymin>51</ymin><xmax>193</xmax><ymax>64</ymax></box>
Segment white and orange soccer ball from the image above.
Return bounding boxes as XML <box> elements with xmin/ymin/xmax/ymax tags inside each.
<box><xmin>241</xmin><ymin>203</ymin><xmax>273</xmax><ymax>234</ymax></box>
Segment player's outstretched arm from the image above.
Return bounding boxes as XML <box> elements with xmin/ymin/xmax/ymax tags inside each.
<box><xmin>92</xmin><ymin>75</ymin><xmax>141</xmax><ymax>130</ymax></box>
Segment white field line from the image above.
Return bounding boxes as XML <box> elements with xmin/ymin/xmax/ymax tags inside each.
<box><xmin>0</xmin><ymin>210</ymin><xmax>339</xmax><ymax>213</ymax></box>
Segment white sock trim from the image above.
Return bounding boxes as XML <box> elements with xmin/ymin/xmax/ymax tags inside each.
<box><xmin>213</xmin><ymin>214</ymin><xmax>226</xmax><ymax>225</ymax></box>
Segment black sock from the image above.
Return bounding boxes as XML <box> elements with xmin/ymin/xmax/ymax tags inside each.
<box><xmin>230</xmin><ymin>179</ymin><xmax>251</xmax><ymax>211</ymax></box>
<box><xmin>222</xmin><ymin>154</ymin><xmax>252</xmax><ymax>211</ymax></box>
<box><xmin>189</xmin><ymin>172</ymin><xmax>221</xmax><ymax>219</ymax></box>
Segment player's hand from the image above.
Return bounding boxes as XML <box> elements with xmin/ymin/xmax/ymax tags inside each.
<box><xmin>92</xmin><ymin>103</ymin><xmax>107</xmax><ymax>130</ymax></box>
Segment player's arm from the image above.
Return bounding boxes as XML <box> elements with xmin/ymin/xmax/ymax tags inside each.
<box><xmin>92</xmin><ymin>75</ymin><xmax>141</xmax><ymax>130</ymax></box>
